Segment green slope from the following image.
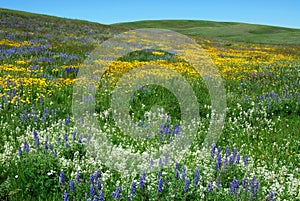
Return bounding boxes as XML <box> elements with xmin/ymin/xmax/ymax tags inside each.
<box><xmin>113</xmin><ymin>20</ymin><xmax>300</xmax><ymax>45</ymax></box>
<box><xmin>1</xmin><ymin>8</ymin><xmax>300</xmax><ymax>45</ymax></box>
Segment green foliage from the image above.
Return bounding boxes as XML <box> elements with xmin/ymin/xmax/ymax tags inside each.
<box><xmin>6</xmin><ymin>151</ymin><xmax>61</xmax><ymax>200</ymax></box>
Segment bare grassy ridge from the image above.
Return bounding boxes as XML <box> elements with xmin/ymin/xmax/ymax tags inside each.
<box><xmin>113</xmin><ymin>19</ymin><xmax>300</xmax><ymax>45</ymax></box>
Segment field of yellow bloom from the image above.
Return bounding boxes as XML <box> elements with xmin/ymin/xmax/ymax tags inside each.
<box><xmin>0</xmin><ymin>9</ymin><xmax>299</xmax><ymax>201</ymax></box>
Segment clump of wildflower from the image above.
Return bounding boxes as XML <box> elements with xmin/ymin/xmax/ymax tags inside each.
<box><xmin>112</xmin><ymin>186</ymin><xmax>121</xmax><ymax>199</ymax></box>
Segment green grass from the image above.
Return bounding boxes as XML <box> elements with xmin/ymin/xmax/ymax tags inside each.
<box><xmin>113</xmin><ymin>20</ymin><xmax>300</xmax><ymax>45</ymax></box>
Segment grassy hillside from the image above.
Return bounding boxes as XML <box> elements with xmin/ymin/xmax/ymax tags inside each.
<box><xmin>0</xmin><ymin>8</ymin><xmax>299</xmax><ymax>201</ymax></box>
<box><xmin>0</xmin><ymin>8</ymin><xmax>125</xmax><ymax>52</ymax></box>
<box><xmin>113</xmin><ymin>20</ymin><xmax>300</xmax><ymax>45</ymax></box>
<box><xmin>2</xmin><ymin>8</ymin><xmax>300</xmax><ymax>45</ymax></box>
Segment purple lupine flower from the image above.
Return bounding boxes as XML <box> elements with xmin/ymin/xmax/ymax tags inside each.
<box><xmin>225</xmin><ymin>146</ymin><xmax>230</xmax><ymax>157</ymax></box>
<box><xmin>244</xmin><ymin>155</ymin><xmax>249</xmax><ymax>166</ymax></box>
<box><xmin>236</xmin><ymin>153</ymin><xmax>240</xmax><ymax>164</ymax></box>
<box><xmin>207</xmin><ymin>181</ymin><xmax>213</xmax><ymax>193</ymax></box>
<box><xmin>41</xmin><ymin>117</ymin><xmax>45</xmax><ymax>123</ymax></box>
<box><xmin>250</xmin><ymin>177</ymin><xmax>259</xmax><ymax>198</ymax></box>
<box><xmin>116</xmin><ymin>186</ymin><xmax>121</xmax><ymax>199</ymax></box>
<box><xmin>158</xmin><ymin>171</ymin><xmax>162</xmax><ymax>179</ymax></box>
<box><xmin>229</xmin><ymin>155</ymin><xmax>235</xmax><ymax>166</ymax></box>
<box><xmin>229</xmin><ymin>178</ymin><xmax>240</xmax><ymax>194</ymax></box>
<box><xmin>18</xmin><ymin>147</ymin><xmax>22</xmax><ymax>156</ymax></box>
<box><xmin>165</xmin><ymin>153</ymin><xmax>169</xmax><ymax>165</ymax></box>
<box><xmin>76</xmin><ymin>172</ymin><xmax>80</xmax><ymax>183</ymax></box>
<box><xmin>64</xmin><ymin>133</ymin><xmax>68</xmax><ymax>141</ymax></box>
<box><xmin>215</xmin><ymin>154</ymin><xmax>222</xmax><ymax>171</ymax></box>
<box><xmin>44</xmin><ymin>107</ymin><xmax>49</xmax><ymax>117</ymax></box>
<box><xmin>224</xmin><ymin>157</ymin><xmax>228</xmax><ymax>169</ymax></box>
<box><xmin>242</xmin><ymin>177</ymin><xmax>247</xmax><ymax>190</ymax></box>
<box><xmin>53</xmin><ymin>150</ymin><xmax>57</xmax><ymax>157</ymax></box>
<box><xmin>59</xmin><ymin>171</ymin><xmax>65</xmax><ymax>185</ymax></box>
<box><xmin>139</xmin><ymin>173</ymin><xmax>145</xmax><ymax>189</ymax></box>
<box><xmin>158</xmin><ymin>177</ymin><xmax>163</xmax><ymax>193</ymax></box>
<box><xmin>95</xmin><ymin>170</ymin><xmax>101</xmax><ymax>180</ymax></box>
<box><xmin>181</xmin><ymin>166</ymin><xmax>186</xmax><ymax>179</ymax></box>
<box><xmin>33</xmin><ymin>130</ymin><xmax>39</xmax><ymax>147</ymax></box>
<box><xmin>131</xmin><ymin>181</ymin><xmax>136</xmax><ymax>196</ymax></box>
<box><xmin>193</xmin><ymin>169</ymin><xmax>200</xmax><ymax>186</ymax></box>
<box><xmin>173</xmin><ymin>124</ymin><xmax>180</xmax><ymax>134</ymax></box>
<box><xmin>49</xmin><ymin>144</ymin><xmax>53</xmax><ymax>151</ymax></box>
<box><xmin>175</xmin><ymin>162</ymin><xmax>179</xmax><ymax>171</ymax></box>
<box><xmin>211</xmin><ymin>144</ymin><xmax>216</xmax><ymax>158</ymax></box>
<box><xmin>93</xmin><ymin>195</ymin><xmax>97</xmax><ymax>201</ymax></box>
<box><xmin>159</xmin><ymin>157</ymin><xmax>162</xmax><ymax>167</ymax></box>
<box><xmin>63</xmin><ymin>190</ymin><xmax>69</xmax><ymax>201</ymax></box>
<box><xmin>65</xmin><ymin>143</ymin><xmax>69</xmax><ymax>148</ymax></box>
<box><xmin>39</xmin><ymin>94</ymin><xmax>43</xmax><ymax>104</ymax></box>
<box><xmin>97</xmin><ymin>180</ymin><xmax>102</xmax><ymax>190</ymax></box>
<box><xmin>57</xmin><ymin>137</ymin><xmax>61</xmax><ymax>144</ymax></box>
<box><xmin>90</xmin><ymin>173</ymin><xmax>95</xmax><ymax>183</ymax></box>
<box><xmin>33</xmin><ymin>111</ymin><xmax>37</xmax><ymax>121</ymax></box>
<box><xmin>99</xmin><ymin>191</ymin><xmax>104</xmax><ymax>201</ymax></box>
<box><xmin>266</xmin><ymin>190</ymin><xmax>275</xmax><ymax>201</ymax></box>
<box><xmin>184</xmin><ymin>178</ymin><xmax>190</xmax><ymax>193</ymax></box>
<box><xmin>175</xmin><ymin>169</ymin><xmax>180</xmax><ymax>180</ymax></box>
<box><xmin>142</xmin><ymin>171</ymin><xmax>146</xmax><ymax>180</ymax></box>
<box><xmin>44</xmin><ymin>140</ymin><xmax>48</xmax><ymax>151</ymax></box>
<box><xmin>90</xmin><ymin>184</ymin><xmax>95</xmax><ymax>197</ymax></box>
<box><xmin>72</xmin><ymin>132</ymin><xmax>76</xmax><ymax>141</ymax></box>
<box><xmin>232</xmin><ymin>148</ymin><xmax>237</xmax><ymax>156</ymax></box>
<box><xmin>112</xmin><ymin>186</ymin><xmax>121</xmax><ymax>199</ymax></box>
<box><xmin>24</xmin><ymin>140</ymin><xmax>29</xmax><ymax>154</ymax></box>
<box><xmin>70</xmin><ymin>180</ymin><xmax>75</xmax><ymax>191</ymax></box>
<box><xmin>217</xmin><ymin>147</ymin><xmax>221</xmax><ymax>155</ymax></box>
<box><xmin>52</xmin><ymin>109</ymin><xmax>56</xmax><ymax>116</ymax></box>
<box><xmin>78</xmin><ymin>135</ymin><xmax>83</xmax><ymax>143</ymax></box>
<box><xmin>150</xmin><ymin>159</ymin><xmax>154</xmax><ymax>167</ymax></box>
<box><xmin>65</xmin><ymin>115</ymin><xmax>70</xmax><ymax>125</ymax></box>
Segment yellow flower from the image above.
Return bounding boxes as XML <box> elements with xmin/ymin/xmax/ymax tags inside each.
<box><xmin>152</xmin><ymin>51</ymin><xmax>164</xmax><ymax>56</ymax></box>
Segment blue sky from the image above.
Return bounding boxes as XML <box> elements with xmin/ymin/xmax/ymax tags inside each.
<box><xmin>1</xmin><ymin>0</ymin><xmax>300</xmax><ymax>28</ymax></box>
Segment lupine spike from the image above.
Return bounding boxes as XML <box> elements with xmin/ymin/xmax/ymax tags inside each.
<box><xmin>70</xmin><ymin>180</ymin><xmax>75</xmax><ymax>191</ymax></box>
<box><xmin>184</xmin><ymin>178</ymin><xmax>190</xmax><ymax>192</ymax></box>
<box><xmin>158</xmin><ymin>177</ymin><xmax>163</xmax><ymax>193</ymax></box>
<box><xmin>59</xmin><ymin>171</ymin><xmax>65</xmax><ymax>185</ymax></box>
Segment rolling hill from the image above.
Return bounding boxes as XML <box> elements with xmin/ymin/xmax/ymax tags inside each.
<box><xmin>113</xmin><ymin>20</ymin><xmax>300</xmax><ymax>45</ymax></box>
<box><xmin>1</xmin><ymin>8</ymin><xmax>300</xmax><ymax>45</ymax></box>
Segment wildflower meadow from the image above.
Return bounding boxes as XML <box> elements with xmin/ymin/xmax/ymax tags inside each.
<box><xmin>0</xmin><ymin>8</ymin><xmax>299</xmax><ymax>201</ymax></box>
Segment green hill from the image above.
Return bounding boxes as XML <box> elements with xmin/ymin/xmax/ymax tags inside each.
<box><xmin>1</xmin><ymin>8</ymin><xmax>300</xmax><ymax>45</ymax></box>
<box><xmin>113</xmin><ymin>20</ymin><xmax>300</xmax><ymax>45</ymax></box>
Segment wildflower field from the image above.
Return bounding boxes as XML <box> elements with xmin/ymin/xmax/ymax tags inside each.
<box><xmin>0</xmin><ymin>9</ymin><xmax>299</xmax><ymax>201</ymax></box>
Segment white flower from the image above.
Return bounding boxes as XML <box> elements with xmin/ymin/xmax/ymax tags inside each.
<box><xmin>47</xmin><ymin>170</ymin><xmax>55</xmax><ymax>176</ymax></box>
